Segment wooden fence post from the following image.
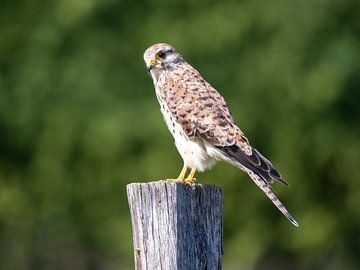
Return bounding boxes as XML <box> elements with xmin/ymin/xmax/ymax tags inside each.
<box><xmin>127</xmin><ymin>180</ymin><xmax>223</xmax><ymax>270</ymax></box>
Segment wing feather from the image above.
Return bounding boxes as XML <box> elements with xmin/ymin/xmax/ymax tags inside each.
<box><xmin>162</xmin><ymin>67</ymin><xmax>249</xmax><ymax>150</ymax></box>
<box><xmin>160</xmin><ymin>63</ymin><xmax>297</xmax><ymax>226</ymax></box>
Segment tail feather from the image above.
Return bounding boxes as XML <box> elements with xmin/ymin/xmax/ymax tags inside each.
<box><xmin>217</xmin><ymin>145</ymin><xmax>298</xmax><ymax>227</ymax></box>
<box><xmin>220</xmin><ymin>145</ymin><xmax>290</xmax><ymax>187</ymax></box>
<box><xmin>246</xmin><ymin>168</ymin><xmax>299</xmax><ymax>227</ymax></box>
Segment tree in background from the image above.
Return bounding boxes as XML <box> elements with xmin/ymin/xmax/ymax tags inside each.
<box><xmin>0</xmin><ymin>0</ymin><xmax>359</xmax><ymax>269</ymax></box>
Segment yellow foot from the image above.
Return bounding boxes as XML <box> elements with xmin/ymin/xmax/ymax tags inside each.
<box><xmin>166</xmin><ymin>164</ymin><xmax>188</xmax><ymax>182</ymax></box>
<box><xmin>166</xmin><ymin>178</ymin><xmax>186</xmax><ymax>182</ymax></box>
<box><xmin>166</xmin><ymin>166</ymin><xmax>197</xmax><ymax>184</ymax></box>
<box><xmin>182</xmin><ymin>168</ymin><xmax>197</xmax><ymax>184</ymax></box>
<box><xmin>165</xmin><ymin>178</ymin><xmax>195</xmax><ymax>184</ymax></box>
<box><xmin>183</xmin><ymin>177</ymin><xmax>196</xmax><ymax>184</ymax></box>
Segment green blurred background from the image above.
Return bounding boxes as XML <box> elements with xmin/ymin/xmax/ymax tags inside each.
<box><xmin>1</xmin><ymin>0</ymin><xmax>360</xmax><ymax>269</ymax></box>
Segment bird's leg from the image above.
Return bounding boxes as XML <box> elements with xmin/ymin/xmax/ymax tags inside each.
<box><xmin>176</xmin><ymin>164</ymin><xmax>188</xmax><ymax>181</ymax></box>
<box><xmin>184</xmin><ymin>168</ymin><xmax>196</xmax><ymax>184</ymax></box>
<box><xmin>167</xmin><ymin>164</ymin><xmax>187</xmax><ymax>181</ymax></box>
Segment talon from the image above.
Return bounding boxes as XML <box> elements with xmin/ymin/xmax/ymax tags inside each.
<box><xmin>176</xmin><ymin>164</ymin><xmax>188</xmax><ymax>181</ymax></box>
<box><xmin>183</xmin><ymin>168</ymin><xmax>197</xmax><ymax>184</ymax></box>
<box><xmin>166</xmin><ymin>164</ymin><xmax>188</xmax><ymax>182</ymax></box>
<box><xmin>166</xmin><ymin>178</ymin><xmax>184</xmax><ymax>182</ymax></box>
<box><xmin>168</xmin><ymin>166</ymin><xmax>197</xmax><ymax>184</ymax></box>
<box><xmin>183</xmin><ymin>177</ymin><xmax>196</xmax><ymax>184</ymax></box>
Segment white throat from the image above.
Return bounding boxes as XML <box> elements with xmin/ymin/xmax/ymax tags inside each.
<box><xmin>150</xmin><ymin>67</ymin><xmax>164</xmax><ymax>85</ymax></box>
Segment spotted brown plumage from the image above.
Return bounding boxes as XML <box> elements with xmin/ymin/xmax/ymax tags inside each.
<box><xmin>143</xmin><ymin>43</ymin><xmax>298</xmax><ymax>227</ymax></box>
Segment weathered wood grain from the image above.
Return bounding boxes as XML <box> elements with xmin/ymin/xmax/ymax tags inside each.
<box><xmin>127</xmin><ymin>180</ymin><xmax>223</xmax><ymax>270</ymax></box>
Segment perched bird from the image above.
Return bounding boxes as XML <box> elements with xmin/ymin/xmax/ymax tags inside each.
<box><xmin>143</xmin><ymin>43</ymin><xmax>298</xmax><ymax>227</ymax></box>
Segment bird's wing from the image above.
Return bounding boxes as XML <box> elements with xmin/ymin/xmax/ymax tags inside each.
<box><xmin>162</xmin><ymin>68</ymin><xmax>249</xmax><ymax>149</ymax></box>
<box><xmin>163</xmin><ymin>68</ymin><xmax>288</xmax><ymax>184</ymax></box>
<box><xmin>162</xmin><ymin>67</ymin><xmax>298</xmax><ymax>226</ymax></box>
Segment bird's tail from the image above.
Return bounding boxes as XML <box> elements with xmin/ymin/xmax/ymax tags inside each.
<box><xmin>217</xmin><ymin>145</ymin><xmax>299</xmax><ymax>227</ymax></box>
<box><xmin>243</xmin><ymin>167</ymin><xmax>299</xmax><ymax>227</ymax></box>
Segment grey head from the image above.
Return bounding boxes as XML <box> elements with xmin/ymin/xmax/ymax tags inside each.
<box><xmin>143</xmin><ymin>43</ymin><xmax>183</xmax><ymax>82</ymax></box>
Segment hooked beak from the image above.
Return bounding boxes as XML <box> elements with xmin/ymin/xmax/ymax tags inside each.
<box><xmin>146</xmin><ymin>59</ymin><xmax>156</xmax><ymax>72</ymax></box>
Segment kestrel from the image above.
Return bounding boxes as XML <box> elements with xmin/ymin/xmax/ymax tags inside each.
<box><xmin>143</xmin><ymin>43</ymin><xmax>298</xmax><ymax>227</ymax></box>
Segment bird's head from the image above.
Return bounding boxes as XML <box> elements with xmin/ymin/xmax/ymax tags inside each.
<box><xmin>143</xmin><ymin>43</ymin><xmax>182</xmax><ymax>81</ymax></box>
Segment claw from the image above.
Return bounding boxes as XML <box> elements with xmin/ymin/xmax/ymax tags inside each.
<box><xmin>177</xmin><ymin>164</ymin><xmax>187</xmax><ymax>181</ymax></box>
<box><xmin>183</xmin><ymin>177</ymin><xmax>196</xmax><ymax>184</ymax></box>
<box><xmin>166</xmin><ymin>164</ymin><xmax>188</xmax><ymax>182</ymax></box>
<box><xmin>182</xmin><ymin>168</ymin><xmax>196</xmax><ymax>184</ymax></box>
<box><xmin>167</xmin><ymin>166</ymin><xmax>197</xmax><ymax>184</ymax></box>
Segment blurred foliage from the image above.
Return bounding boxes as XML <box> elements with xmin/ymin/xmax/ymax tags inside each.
<box><xmin>0</xmin><ymin>0</ymin><xmax>360</xmax><ymax>269</ymax></box>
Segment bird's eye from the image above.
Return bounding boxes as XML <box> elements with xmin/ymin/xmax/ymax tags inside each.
<box><xmin>157</xmin><ymin>51</ymin><xmax>166</xmax><ymax>59</ymax></box>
